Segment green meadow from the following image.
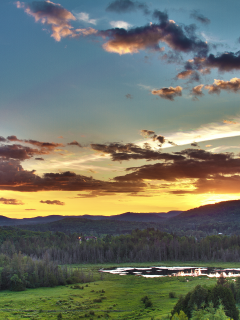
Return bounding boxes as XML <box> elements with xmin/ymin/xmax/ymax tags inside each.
<box><xmin>0</xmin><ymin>261</ymin><xmax>239</xmax><ymax>320</ymax></box>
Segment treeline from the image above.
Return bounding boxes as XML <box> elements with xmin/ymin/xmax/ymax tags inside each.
<box><xmin>0</xmin><ymin>252</ymin><xmax>92</xmax><ymax>291</ymax></box>
<box><xmin>2</xmin><ymin>227</ymin><xmax>240</xmax><ymax>264</ymax></box>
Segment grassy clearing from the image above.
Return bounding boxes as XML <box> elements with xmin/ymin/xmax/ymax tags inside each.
<box><xmin>0</xmin><ymin>261</ymin><xmax>239</xmax><ymax>320</ymax></box>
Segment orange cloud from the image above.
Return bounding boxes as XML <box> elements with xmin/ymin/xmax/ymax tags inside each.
<box><xmin>205</xmin><ymin>78</ymin><xmax>240</xmax><ymax>94</ymax></box>
<box><xmin>223</xmin><ymin>120</ymin><xmax>238</xmax><ymax>125</ymax></box>
<box><xmin>16</xmin><ymin>1</ymin><xmax>97</xmax><ymax>41</ymax></box>
<box><xmin>151</xmin><ymin>86</ymin><xmax>182</xmax><ymax>101</ymax></box>
<box><xmin>191</xmin><ymin>84</ymin><xmax>204</xmax><ymax>99</ymax></box>
<box><xmin>177</xmin><ymin>70</ymin><xmax>194</xmax><ymax>79</ymax></box>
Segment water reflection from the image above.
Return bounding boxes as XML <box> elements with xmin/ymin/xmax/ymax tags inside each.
<box><xmin>99</xmin><ymin>267</ymin><xmax>240</xmax><ymax>278</ymax></box>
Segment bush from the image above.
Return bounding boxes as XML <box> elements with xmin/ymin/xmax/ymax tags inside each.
<box><xmin>141</xmin><ymin>295</ymin><xmax>152</xmax><ymax>308</ymax></box>
<box><xmin>169</xmin><ymin>292</ymin><xmax>176</xmax><ymax>298</ymax></box>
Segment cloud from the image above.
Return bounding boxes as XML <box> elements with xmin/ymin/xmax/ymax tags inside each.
<box><xmin>139</xmin><ymin>130</ymin><xmax>177</xmax><ymax>146</ymax></box>
<box><xmin>187</xmin><ymin>52</ymin><xmax>240</xmax><ymax>73</ymax></box>
<box><xmin>25</xmin><ymin>209</ymin><xmax>36</xmax><ymax>210</ymax></box>
<box><xmin>75</xmin><ymin>12</ymin><xmax>96</xmax><ymax>25</ymax></box>
<box><xmin>40</xmin><ymin>200</ymin><xmax>65</xmax><ymax>205</ymax></box>
<box><xmin>7</xmin><ymin>135</ymin><xmax>64</xmax><ymax>150</ymax></box>
<box><xmin>113</xmin><ymin>148</ymin><xmax>240</xmax><ymax>194</ymax></box>
<box><xmin>223</xmin><ymin>120</ymin><xmax>238</xmax><ymax>125</ymax></box>
<box><xmin>0</xmin><ymin>136</ymin><xmax>65</xmax><ymax>160</ymax></box>
<box><xmin>35</xmin><ymin>157</ymin><xmax>44</xmax><ymax>161</ymax></box>
<box><xmin>0</xmin><ymin>198</ymin><xmax>24</xmax><ymax>205</ymax></box>
<box><xmin>151</xmin><ymin>86</ymin><xmax>182</xmax><ymax>101</ymax></box>
<box><xmin>190</xmin><ymin>11</ymin><xmax>210</xmax><ymax>24</ymax></box>
<box><xmin>110</xmin><ymin>21</ymin><xmax>132</xmax><ymax>29</ymax></box>
<box><xmin>205</xmin><ymin>78</ymin><xmax>240</xmax><ymax>94</ymax></box>
<box><xmin>191</xmin><ymin>84</ymin><xmax>204</xmax><ymax>99</ymax></box>
<box><xmin>106</xmin><ymin>0</ymin><xmax>149</xmax><ymax>14</ymax></box>
<box><xmin>0</xmin><ymin>159</ymin><xmax>145</xmax><ymax>194</ymax></box>
<box><xmin>140</xmin><ymin>129</ymin><xmax>155</xmax><ymax>137</ymax></box>
<box><xmin>100</xmin><ymin>10</ymin><xmax>209</xmax><ymax>55</ymax></box>
<box><xmin>125</xmin><ymin>93</ymin><xmax>133</xmax><ymax>99</ymax></box>
<box><xmin>67</xmin><ymin>141</ymin><xmax>82</xmax><ymax>147</ymax></box>
<box><xmin>0</xmin><ymin>144</ymin><xmax>43</xmax><ymax>160</ymax></box>
<box><xmin>91</xmin><ymin>142</ymin><xmax>183</xmax><ymax>161</ymax></box>
<box><xmin>191</xmin><ymin>142</ymin><xmax>200</xmax><ymax>147</ymax></box>
<box><xmin>205</xmin><ymin>52</ymin><xmax>240</xmax><ymax>72</ymax></box>
<box><xmin>176</xmin><ymin>70</ymin><xmax>194</xmax><ymax>79</ymax></box>
<box><xmin>16</xmin><ymin>1</ymin><xmax>97</xmax><ymax>41</ymax></box>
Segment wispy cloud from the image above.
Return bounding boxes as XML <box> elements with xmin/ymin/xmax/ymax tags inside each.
<box><xmin>136</xmin><ymin>118</ymin><xmax>240</xmax><ymax>150</ymax></box>
<box><xmin>75</xmin><ymin>12</ymin><xmax>97</xmax><ymax>25</ymax></box>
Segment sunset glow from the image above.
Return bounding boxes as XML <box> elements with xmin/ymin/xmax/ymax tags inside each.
<box><xmin>1</xmin><ymin>0</ymin><xmax>240</xmax><ymax>218</ymax></box>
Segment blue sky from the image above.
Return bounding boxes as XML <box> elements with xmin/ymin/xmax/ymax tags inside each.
<box><xmin>1</xmin><ymin>0</ymin><xmax>240</xmax><ymax>217</ymax></box>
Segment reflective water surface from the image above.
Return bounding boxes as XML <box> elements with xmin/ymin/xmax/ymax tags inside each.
<box><xmin>99</xmin><ymin>267</ymin><xmax>240</xmax><ymax>278</ymax></box>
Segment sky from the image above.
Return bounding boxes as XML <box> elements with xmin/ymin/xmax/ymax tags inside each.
<box><xmin>1</xmin><ymin>0</ymin><xmax>240</xmax><ymax>218</ymax></box>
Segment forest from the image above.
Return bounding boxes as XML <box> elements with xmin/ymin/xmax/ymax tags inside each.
<box><xmin>2</xmin><ymin>227</ymin><xmax>240</xmax><ymax>294</ymax></box>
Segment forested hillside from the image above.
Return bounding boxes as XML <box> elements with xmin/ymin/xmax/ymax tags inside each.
<box><xmin>2</xmin><ymin>227</ymin><xmax>240</xmax><ymax>265</ymax></box>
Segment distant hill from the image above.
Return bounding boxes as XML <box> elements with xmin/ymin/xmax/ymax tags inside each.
<box><xmin>82</xmin><ymin>211</ymin><xmax>182</xmax><ymax>222</ymax></box>
<box><xmin>175</xmin><ymin>199</ymin><xmax>240</xmax><ymax>222</ymax></box>
<box><xmin>17</xmin><ymin>217</ymin><xmax>160</xmax><ymax>235</ymax></box>
<box><xmin>3</xmin><ymin>199</ymin><xmax>240</xmax><ymax>236</ymax></box>
<box><xmin>0</xmin><ymin>210</ymin><xmax>182</xmax><ymax>227</ymax></box>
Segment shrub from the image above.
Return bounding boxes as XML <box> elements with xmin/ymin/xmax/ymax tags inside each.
<box><xmin>169</xmin><ymin>292</ymin><xmax>176</xmax><ymax>298</ymax></box>
<box><xmin>141</xmin><ymin>295</ymin><xmax>152</xmax><ymax>308</ymax></box>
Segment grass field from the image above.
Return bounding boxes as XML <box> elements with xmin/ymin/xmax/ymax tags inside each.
<box><xmin>0</xmin><ymin>261</ymin><xmax>239</xmax><ymax>320</ymax></box>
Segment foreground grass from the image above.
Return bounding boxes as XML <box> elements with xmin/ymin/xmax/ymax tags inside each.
<box><xmin>0</xmin><ymin>261</ymin><xmax>239</xmax><ymax>320</ymax></box>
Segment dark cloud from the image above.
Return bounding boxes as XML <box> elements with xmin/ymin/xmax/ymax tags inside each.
<box><xmin>24</xmin><ymin>140</ymin><xmax>64</xmax><ymax>150</ymax></box>
<box><xmin>125</xmin><ymin>93</ymin><xmax>133</xmax><ymax>99</ymax></box>
<box><xmin>205</xmin><ymin>52</ymin><xmax>240</xmax><ymax>72</ymax></box>
<box><xmin>190</xmin><ymin>11</ymin><xmax>210</xmax><ymax>24</ymax></box>
<box><xmin>113</xmin><ymin>149</ymin><xmax>240</xmax><ymax>195</ymax></box>
<box><xmin>140</xmin><ymin>130</ymin><xmax>177</xmax><ymax>146</ymax></box>
<box><xmin>140</xmin><ymin>130</ymin><xmax>155</xmax><ymax>137</ymax></box>
<box><xmin>101</xmin><ymin>11</ymin><xmax>209</xmax><ymax>55</ymax></box>
<box><xmin>91</xmin><ymin>142</ymin><xmax>183</xmax><ymax>161</ymax></box>
<box><xmin>152</xmin><ymin>9</ymin><xmax>168</xmax><ymax>23</ymax></box>
<box><xmin>186</xmin><ymin>52</ymin><xmax>240</xmax><ymax>73</ymax></box>
<box><xmin>7</xmin><ymin>135</ymin><xmax>19</xmax><ymax>142</ymax></box>
<box><xmin>106</xmin><ymin>0</ymin><xmax>149</xmax><ymax>14</ymax></box>
<box><xmin>6</xmin><ymin>135</ymin><xmax>63</xmax><ymax>150</ymax></box>
<box><xmin>151</xmin><ymin>86</ymin><xmax>182</xmax><ymax>101</ymax></box>
<box><xmin>40</xmin><ymin>200</ymin><xmax>65</xmax><ymax>205</ymax></box>
<box><xmin>0</xmin><ymin>144</ymin><xmax>42</xmax><ymax>161</ymax></box>
<box><xmin>191</xmin><ymin>142</ymin><xmax>200</xmax><ymax>147</ymax></box>
<box><xmin>35</xmin><ymin>157</ymin><xmax>44</xmax><ymax>161</ymax></box>
<box><xmin>0</xmin><ymin>160</ymin><xmax>144</xmax><ymax>194</ymax></box>
<box><xmin>0</xmin><ymin>198</ymin><xmax>24</xmax><ymax>205</ymax></box>
<box><xmin>205</xmin><ymin>78</ymin><xmax>240</xmax><ymax>94</ymax></box>
<box><xmin>0</xmin><ymin>136</ymin><xmax>65</xmax><ymax>161</ymax></box>
<box><xmin>67</xmin><ymin>141</ymin><xmax>82</xmax><ymax>147</ymax></box>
